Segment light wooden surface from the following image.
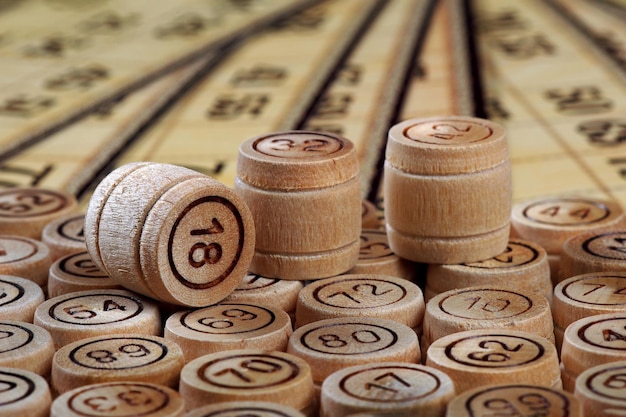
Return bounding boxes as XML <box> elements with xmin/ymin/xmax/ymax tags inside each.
<box><xmin>179</xmin><ymin>349</ymin><xmax>315</xmax><ymax>412</ymax></box>
<box><xmin>446</xmin><ymin>383</ymin><xmax>582</xmax><ymax>417</ymax></box>
<box><xmin>426</xmin><ymin>329</ymin><xmax>561</xmax><ymax>394</ymax></box>
<box><xmin>0</xmin><ymin>187</ymin><xmax>77</xmax><ymax>239</ymax></box>
<box><xmin>164</xmin><ymin>302</ymin><xmax>292</xmax><ymax>362</ymax></box>
<box><xmin>346</xmin><ymin>229</ymin><xmax>417</xmax><ymax>280</ymax></box>
<box><xmin>51</xmin><ymin>334</ymin><xmax>185</xmax><ymax>395</ymax></box>
<box><xmin>41</xmin><ymin>213</ymin><xmax>86</xmax><ymax>261</ymax></box>
<box><xmin>320</xmin><ymin>362</ymin><xmax>455</xmax><ymax>417</ymax></box>
<box><xmin>295</xmin><ymin>274</ymin><xmax>424</xmax><ymax>330</ymax></box>
<box><xmin>560</xmin><ymin>229</ymin><xmax>626</xmax><ymax>280</ymax></box>
<box><xmin>426</xmin><ymin>238</ymin><xmax>552</xmax><ymax>301</ymax></box>
<box><xmin>0</xmin><ymin>321</ymin><xmax>54</xmax><ymax>377</ymax></box>
<box><xmin>0</xmin><ymin>235</ymin><xmax>52</xmax><ymax>287</ymax></box>
<box><xmin>222</xmin><ymin>273</ymin><xmax>303</xmax><ymax>315</ymax></box>
<box><xmin>384</xmin><ymin>116</ymin><xmax>511</xmax><ymax>264</ymax></box>
<box><xmin>574</xmin><ymin>360</ymin><xmax>626</xmax><ymax>417</ymax></box>
<box><xmin>511</xmin><ymin>197</ymin><xmax>625</xmax><ymax>254</ymax></box>
<box><xmin>287</xmin><ymin>317</ymin><xmax>420</xmax><ymax>386</ymax></box>
<box><xmin>47</xmin><ymin>251</ymin><xmax>120</xmax><ymax>298</ymax></box>
<box><xmin>422</xmin><ymin>286</ymin><xmax>555</xmax><ymax>354</ymax></box>
<box><xmin>235</xmin><ymin>131</ymin><xmax>360</xmax><ymax>280</ymax></box>
<box><xmin>553</xmin><ymin>272</ymin><xmax>626</xmax><ymax>350</ymax></box>
<box><xmin>50</xmin><ymin>381</ymin><xmax>185</xmax><ymax>417</ymax></box>
<box><xmin>561</xmin><ymin>312</ymin><xmax>626</xmax><ymax>391</ymax></box>
<box><xmin>182</xmin><ymin>401</ymin><xmax>308</xmax><ymax>417</ymax></box>
<box><xmin>85</xmin><ymin>162</ymin><xmax>255</xmax><ymax>306</ymax></box>
<box><xmin>33</xmin><ymin>289</ymin><xmax>161</xmax><ymax>349</ymax></box>
<box><xmin>0</xmin><ymin>367</ymin><xmax>51</xmax><ymax>417</ymax></box>
<box><xmin>0</xmin><ymin>275</ymin><xmax>45</xmax><ymax>322</ymax></box>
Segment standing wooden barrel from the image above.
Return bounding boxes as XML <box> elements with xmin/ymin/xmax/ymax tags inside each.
<box><xmin>384</xmin><ymin>116</ymin><xmax>511</xmax><ymax>264</ymax></box>
<box><xmin>235</xmin><ymin>131</ymin><xmax>361</xmax><ymax>280</ymax></box>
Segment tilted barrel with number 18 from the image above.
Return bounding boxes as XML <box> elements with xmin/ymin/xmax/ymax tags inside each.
<box><xmin>84</xmin><ymin>162</ymin><xmax>255</xmax><ymax>307</ymax></box>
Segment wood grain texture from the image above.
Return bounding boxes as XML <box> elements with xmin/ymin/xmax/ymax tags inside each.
<box><xmin>561</xmin><ymin>313</ymin><xmax>626</xmax><ymax>388</ymax></box>
<box><xmin>85</xmin><ymin>162</ymin><xmax>255</xmax><ymax>306</ymax></box>
<box><xmin>0</xmin><ymin>188</ymin><xmax>78</xmax><ymax>239</ymax></box>
<box><xmin>222</xmin><ymin>273</ymin><xmax>303</xmax><ymax>315</ymax></box>
<box><xmin>33</xmin><ymin>289</ymin><xmax>161</xmax><ymax>349</ymax></box>
<box><xmin>235</xmin><ymin>131</ymin><xmax>361</xmax><ymax>280</ymax></box>
<box><xmin>41</xmin><ymin>213</ymin><xmax>86</xmax><ymax>261</ymax></box>
<box><xmin>51</xmin><ymin>334</ymin><xmax>184</xmax><ymax>395</ymax></box>
<box><xmin>320</xmin><ymin>362</ymin><xmax>455</xmax><ymax>417</ymax></box>
<box><xmin>426</xmin><ymin>238</ymin><xmax>552</xmax><ymax>301</ymax></box>
<box><xmin>346</xmin><ymin>229</ymin><xmax>417</xmax><ymax>280</ymax></box>
<box><xmin>47</xmin><ymin>251</ymin><xmax>120</xmax><ymax>298</ymax></box>
<box><xmin>182</xmin><ymin>401</ymin><xmax>308</xmax><ymax>417</ymax></box>
<box><xmin>560</xmin><ymin>229</ymin><xmax>626</xmax><ymax>281</ymax></box>
<box><xmin>0</xmin><ymin>235</ymin><xmax>52</xmax><ymax>287</ymax></box>
<box><xmin>179</xmin><ymin>349</ymin><xmax>315</xmax><ymax>412</ymax></box>
<box><xmin>165</xmin><ymin>302</ymin><xmax>292</xmax><ymax>362</ymax></box>
<box><xmin>50</xmin><ymin>381</ymin><xmax>184</xmax><ymax>417</ymax></box>
<box><xmin>422</xmin><ymin>286</ymin><xmax>555</xmax><ymax>353</ymax></box>
<box><xmin>511</xmin><ymin>197</ymin><xmax>625</xmax><ymax>254</ymax></box>
<box><xmin>287</xmin><ymin>317</ymin><xmax>420</xmax><ymax>386</ymax></box>
<box><xmin>0</xmin><ymin>367</ymin><xmax>51</xmax><ymax>417</ymax></box>
<box><xmin>574</xmin><ymin>360</ymin><xmax>626</xmax><ymax>416</ymax></box>
<box><xmin>446</xmin><ymin>383</ymin><xmax>582</xmax><ymax>417</ymax></box>
<box><xmin>0</xmin><ymin>321</ymin><xmax>54</xmax><ymax>378</ymax></box>
<box><xmin>426</xmin><ymin>329</ymin><xmax>561</xmax><ymax>394</ymax></box>
<box><xmin>0</xmin><ymin>275</ymin><xmax>45</xmax><ymax>322</ymax></box>
<box><xmin>553</xmin><ymin>272</ymin><xmax>626</xmax><ymax>351</ymax></box>
<box><xmin>295</xmin><ymin>274</ymin><xmax>424</xmax><ymax>330</ymax></box>
<box><xmin>384</xmin><ymin>116</ymin><xmax>511</xmax><ymax>264</ymax></box>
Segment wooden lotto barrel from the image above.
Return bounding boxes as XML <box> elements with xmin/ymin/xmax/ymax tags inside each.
<box><xmin>384</xmin><ymin>116</ymin><xmax>511</xmax><ymax>264</ymax></box>
<box><xmin>235</xmin><ymin>131</ymin><xmax>361</xmax><ymax>280</ymax></box>
<box><xmin>84</xmin><ymin>162</ymin><xmax>255</xmax><ymax>307</ymax></box>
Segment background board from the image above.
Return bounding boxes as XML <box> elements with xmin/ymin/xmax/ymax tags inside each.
<box><xmin>0</xmin><ymin>0</ymin><xmax>625</xmax><ymax>212</ymax></box>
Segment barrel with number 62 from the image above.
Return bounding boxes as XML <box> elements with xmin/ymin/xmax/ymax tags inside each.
<box><xmin>84</xmin><ymin>162</ymin><xmax>255</xmax><ymax>307</ymax></box>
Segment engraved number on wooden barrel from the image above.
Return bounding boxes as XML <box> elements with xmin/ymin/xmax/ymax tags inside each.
<box><xmin>302</xmin><ymin>323</ymin><xmax>396</xmax><ymax>354</ymax></box>
<box><xmin>403</xmin><ymin>119</ymin><xmax>493</xmax><ymax>145</ymax></box>
<box><xmin>0</xmin><ymin>237</ymin><xmax>37</xmax><ymax>264</ymax></box>
<box><xmin>70</xmin><ymin>337</ymin><xmax>165</xmax><ymax>369</ymax></box>
<box><xmin>340</xmin><ymin>365</ymin><xmax>441</xmax><ymax>401</ymax></box>
<box><xmin>253</xmin><ymin>133</ymin><xmax>343</xmax><ymax>158</ymax></box>
<box><xmin>0</xmin><ymin>323</ymin><xmax>32</xmax><ymax>354</ymax></box>
<box><xmin>181</xmin><ymin>304</ymin><xmax>275</xmax><ymax>334</ymax></box>
<box><xmin>0</xmin><ymin>279</ymin><xmax>24</xmax><ymax>306</ymax></box>
<box><xmin>68</xmin><ymin>383</ymin><xmax>169</xmax><ymax>415</ymax></box>
<box><xmin>463</xmin><ymin>242</ymin><xmax>539</xmax><ymax>269</ymax></box>
<box><xmin>0</xmin><ymin>370</ymin><xmax>34</xmax><ymax>405</ymax></box>
<box><xmin>579</xmin><ymin>317</ymin><xmax>626</xmax><ymax>348</ymax></box>
<box><xmin>169</xmin><ymin>196</ymin><xmax>244</xmax><ymax>290</ymax></box>
<box><xmin>58</xmin><ymin>216</ymin><xmax>85</xmax><ymax>242</ymax></box>
<box><xmin>60</xmin><ymin>252</ymin><xmax>107</xmax><ymax>278</ymax></box>
<box><xmin>0</xmin><ymin>189</ymin><xmax>69</xmax><ymax>217</ymax></box>
<box><xmin>464</xmin><ymin>386</ymin><xmax>574</xmax><ymax>416</ymax></box>
<box><xmin>199</xmin><ymin>353</ymin><xmax>299</xmax><ymax>388</ymax></box>
<box><xmin>440</xmin><ymin>289</ymin><xmax>532</xmax><ymax>319</ymax></box>
<box><xmin>446</xmin><ymin>334</ymin><xmax>545</xmax><ymax>368</ymax></box>
<box><xmin>585</xmin><ymin>364</ymin><xmax>626</xmax><ymax>401</ymax></box>
<box><xmin>313</xmin><ymin>278</ymin><xmax>405</xmax><ymax>308</ymax></box>
<box><xmin>359</xmin><ymin>231</ymin><xmax>392</xmax><ymax>259</ymax></box>
<box><xmin>563</xmin><ymin>276</ymin><xmax>626</xmax><ymax>305</ymax></box>
<box><xmin>583</xmin><ymin>232</ymin><xmax>626</xmax><ymax>260</ymax></box>
<box><xmin>522</xmin><ymin>198</ymin><xmax>611</xmax><ymax>226</ymax></box>
<box><xmin>50</xmin><ymin>294</ymin><xmax>142</xmax><ymax>324</ymax></box>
